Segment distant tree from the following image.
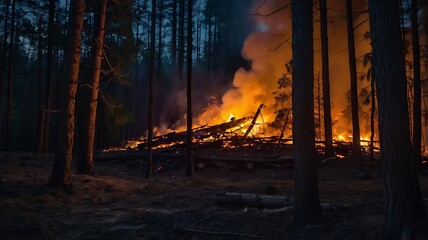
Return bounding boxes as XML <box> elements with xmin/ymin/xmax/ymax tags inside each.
<box><xmin>291</xmin><ymin>0</ymin><xmax>322</xmax><ymax>225</ymax></box>
<box><xmin>78</xmin><ymin>0</ymin><xmax>108</xmax><ymax>176</ymax></box>
<box><xmin>319</xmin><ymin>0</ymin><xmax>333</xmax><ymax>158</ymax></box>
<box><xmin>411</xmin><ymin>0</ymin><xmax>421</xmax><ymax>167</ymax></box>
<box><xmin>48</xmin><ymin>0</ymin><xmax>85</xmax><ymax>190</ymax></box>
<box><xmin>146</xmin><ymin>0</ymin><xmax>156</xmax><ymax>178</ymax></box>
<box><xmin>368</xmin><ymin>0</ymin><xmax>427</xmax><ymax>238</ymax></box>
<box><xmin>346</xmin><ymin>0</ymin><xmax>363</xmax><ymax>171</ymax></box>
<box><xmin>186</xmin><ymin>0</ymin><xmax>193</xmax><ymax>177</ymax></box>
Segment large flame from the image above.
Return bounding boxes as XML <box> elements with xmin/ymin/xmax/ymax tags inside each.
<box><xmin>125</xmin><ymin>0</ymin><xmax>380</xmax><ymax>151</ymax></box>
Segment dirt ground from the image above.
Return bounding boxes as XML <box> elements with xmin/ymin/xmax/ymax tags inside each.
<box><xmin>0</xmin><ymin>151</ymin><xmax>427</xmax><ymax>240</ymax></box>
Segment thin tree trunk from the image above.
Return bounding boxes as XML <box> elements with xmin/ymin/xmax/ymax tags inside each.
<box><xmin>171</xmin><ymin>0</ymin><xmax>177</xmax><ymax>66</ymax></box>
<box><xmin>369</xmin><ymin>71</ymin><xmax>376</xmax><ymax>162</ymax></box>
<box><xmin>78</xmin><ymin>0</ymin><xmax>108</xmax><ymax>175</ymax></box>
<box><xmin>132</xmin><ymin>0</ymin><xmax>139</xmax><ymax>137</ymax></box>
<box><xmin>36</xmin><ymin>15</ymin><xmax>45</xmax><ymax>152</ymax></box>
<box><xmin>206</xmin><ymin>7</ymin><xmax>211</xmax><ymax>77</ymax></box>
<box><xmin>37</xmin><ymin>0</ymin><xmax>56</xmax><ymax>153</ymax></box>
<box><xmin>48</xmin><ymin>0</ymin><xmax>85</xmax><ymax>190</ymax></box>
<box><xmin>146</xmin><ymin>0</ymin><xmax>156</xmax><ymax>178</ymax></box>
<box><xmin>0</xmin><ymin>0</ymin><xmax>10</xmax><ymax>138</ymax></box>
<box><xmin>346</xmin><ymin>0</ymin><xmax>363</xmax><ymax>171</ymax></box>
<box><xmin>196</xmin><ymin>0</ymin><xmax>201</xmax><ymax>62</ymax></box>
<box><xmin>319</xmin><ymin>0</ymin><xmax>333</xmax><ymax>158</ymax></box>
<box><xmin>157</xmin><ymin>0</ymin><xmax>163</xmax><ymax>72</ymax></box>
<box><xmin>411</xmin><ymin>0</ymin><xmax>421</xmax><ymax>167</ymax></box>
<box><xmin>178</xmin><ymin>0</ymin><xmax>184</xmax><ymax>85</ymax></box>
<box><xmin>368</xmin><ymin>0</ymin><xmax>426</xmax><ymax>238</ymax></box>
<box><xmin>291</xmin><ymin>0</ymin><xmax>321</xmax><ymax>225</ymax></box>
<box><xmin>5</xmin><ymin>0</ymin><xmax>16</xmax><ymax>148</ymax></box>
<box><xmin>186</xmin><ymin>0</ymin><xmax>193</xmax><ymax>177</ymax></box>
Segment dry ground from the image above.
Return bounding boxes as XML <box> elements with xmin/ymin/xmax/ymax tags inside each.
<box><xmin>0</xmin><ymin>151</ymin><xmax>427</xmax><ymax>239</ymax></box>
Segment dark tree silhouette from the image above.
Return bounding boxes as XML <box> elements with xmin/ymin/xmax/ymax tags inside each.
<box><xmin>5</xmin><ymin>0</ymin><xmax>16</xmax><ymax>148</ymax></box>
<box><xmin>368</xmin><ymin>0</ymin><xmax>427</xmax><ymax>238</ymax></box>
<box><xmin>146</xmin><ymin>0</ymin><xmax>156</xmax><ymax>178</ymax></box>
<box><xmin>319</xmin><ymin>0</ymin><xmax>333</xmax><ymax>158</ymax></box>
<box><xmin>346</xmin><ymin>0</ymin><xmax>363</xmax><ymax>170</ymax></box>
<box><xmin>37</xmin><ymin>0</ymin><xmax>56</xmax><ymax>153</ymax></box>
<box><xmin>186</xmin><ymin>0</ymin><xmax>194</xmax><ymax>177</ymax></box>
<box><xmin>291</xmin><ymin>0</ymin><xmax>321</xmax><ymax>225</ymax></box>
<box><xmin>48</xmin><ymin>0</ymin><xmax>85</xmax><ymax>190</ymax></box>
<box><xmin>411</xmin><ymin>0</ymin><xmax>421</xmax><ymax>167</ymax></box>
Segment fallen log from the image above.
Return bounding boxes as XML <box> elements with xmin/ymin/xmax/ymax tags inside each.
<box><xmin>262</xmin><ymin>203</ymin><xmax>348</xmax><ymax>214</ymax></box>
<box><xmin>216</xmin><ymin>192</ymin><xmax>295</xmax><ymax>209</ymax></box>
<box><xmin>137</xmin><ymin>116</ymin><xmax>252</xmax><ymax>150</ymax></box>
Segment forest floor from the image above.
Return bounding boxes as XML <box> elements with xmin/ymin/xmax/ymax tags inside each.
<box><xmin>0</xmin><ymin>150</ymin><xmax>428</xmax><ymax>240</ymax></box>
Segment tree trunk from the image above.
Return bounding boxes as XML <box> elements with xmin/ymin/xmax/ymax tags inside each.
<box><xmin>186</xmin><ymin>0</ymin><xmax>193</xmax><ymax>177</ymax></box>
<box><xmin>319</xmin><ymin>0</ymin><xmax>333</xmax><ymax>158</ymax></box>
<box><xmin>5</xmin><ymin>0</ymin><xmax>16</xmax><ymax>148</ymax></box>
<box><xmin>370</xmin><ymin>70</ymin><xmax>376</xmax><ymax>162</ymax></box>
<box><xmin>171</xmin><ymin>0</ymin><xmax>177</xmax><ymax>66</ymax></box>
<box><xmin>48</xmin><ymin>0</ymin><xmax>85</xmax><ymax>190</ymax></box>
<box><xmin>346</xmin><ymin>0</ymin><xmax>363</xmax><ymax>171</ymax></box>
<box><xmin>157</xmin><ymin>0</ymin><xmax>163</xmax><ymax>72</ymax></box>
<box><xmin>411</xmin><ymin>0</ymin><xmax>421</xmax><ymax>167</ymax></box>
<box><xmin>146</xmin><ymin>0</ymin><xmax>156</xmax><ymax>178</ymax></box>
<box><xmin>206</xmin><ymin>6</ymin><xmax>212</xmax><ymax>77</ymax></box>
<box><xmin>291</xmin><ymin>0</ymin><xmax>322</xmax><ymax>225</ymax></box>
<box><xmin>178</xmin><ymin>0</ymin><xmax>185</xmax><ymax>85</ymax></box>
<box><xmin>36</xmin><ymin>16</ymin><xmax>44</xmax><ymax>152</ymax></box>
<box><xmin>368</xmin><ymin>0</ymin><xmax>427</xmax><ymax>238</ymax></box>
<box><xmin>78</xmin><ymin>0</ymin><xmax>108</xmax><ymax>175</ymax></box>
<box><xmin>37</xmin><ymin>0</ymin><xmax>56</xmax><ymax>153</ymax></box>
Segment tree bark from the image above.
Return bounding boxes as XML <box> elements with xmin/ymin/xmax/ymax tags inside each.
<box><xmin>291</xmin><ymin>0</ymin><xmax>321</xmax><ymax>225</ymax></box>
<box><xmin>186</xmin><ymin>0</ymin><xmax>194</xmax><ymax>177</ymax></box>
<box><xmin>48</xmin><ymin>0</ymin><xmax>85</xmax><ymax>190</ymax></box>
<box><xmin>368</xmin><ymin>0</ymin><xmax>427</xmax><ymax>238</ymax></box>
<box><xmin>319</xmin><ymin>0</ymin><xmax>333</xmax><ymax>158</ymax></box>
<box><xmin>346</xmin><ymin>0</ymin><xmax>363</xmax><ymax>170</ymax></box>
<box><xmin>411</xmin><ymin>0</ymin><xmax>421</xmax><ymax>167</ymax></box>
<box><xmin>78</xmin><ymin>0</ymin><xmax>108</xmax><ymax>175</ymax></box>
<box><xmin>146</xmin><ymin>0</ymin><xmax>156</xmax><ymax>178</ymax></box>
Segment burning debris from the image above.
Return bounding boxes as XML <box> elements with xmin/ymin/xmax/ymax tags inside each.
<box><xmin>101</xmin><ymin>103</ymin><xmax>380</xmax><ymax>171</ymax></box>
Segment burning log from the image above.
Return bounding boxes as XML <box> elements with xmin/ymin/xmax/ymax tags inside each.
<box><xmin>243</xmin><ymin>104</ymin><xmax>265</xmax><ymax>138</ymax></box>
<box><xmin>278</xmin><ymin>110</ymin><xmax>290</xmax><ymax>144</ymax></box>
<box><xmin>137</xmin><ymin>116</ymin><xmax>252</xmax><ymax>150</ymax></box>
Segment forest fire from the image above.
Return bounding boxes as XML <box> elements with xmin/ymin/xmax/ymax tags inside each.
<box><xmin>114</xmin><ymin>101</ymin><xmax>381</xmax><ymax>162</ymax></box>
